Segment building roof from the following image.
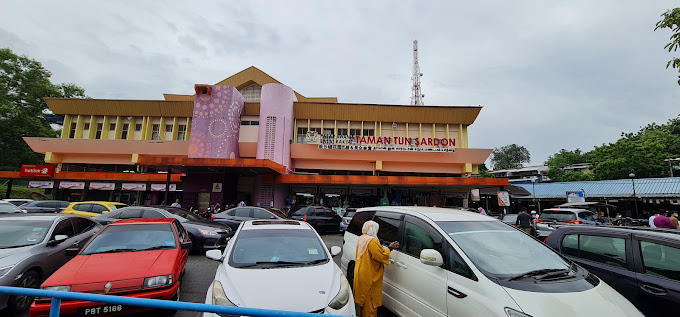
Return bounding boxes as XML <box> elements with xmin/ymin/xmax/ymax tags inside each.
<box><xmin>513</xmin><ymin>177</ymin><xmax>680</xmax><ymax>199</ymax></box>
<box><xmin>490</xmin><ymin>165</ymin><xmax>549</xmax><ymax>174</ymax></box>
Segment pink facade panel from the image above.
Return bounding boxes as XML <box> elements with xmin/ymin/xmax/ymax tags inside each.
<box><xmin>256</xmin><ymin>83</ymin><xmax>296</xmax><ymax>171</ymax></box>
<box><xmin>189</xmin><ymin>85</ymin><xmax>245</xmax><ymax>159</ymax></box>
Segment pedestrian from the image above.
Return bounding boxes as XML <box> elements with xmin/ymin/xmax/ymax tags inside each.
<box><xmin>530</xmin><ymin>210</ymin><xmax>538</xmax><ymax>232</ymax></box>
<box><xmin>478</xmin><ymin>206</ymin><xmax>487</xmax><ymax>216</ymax></box>
<box><xmin>238</xmin><ymin>200</ymin><xmax>246</xmax><ymax>207</ymax></box>
<box><xmin>654</xmin><ymin>211</ymin><xmax>678</xmax><ymax>229</ymax></box>
<box><xmin>170</xmin><ymin>199</ymin><xmax>181</xmax><ymax>208</ymax></box>
<box><xmin>670</xmin><ymin>212</ymin><xmax>680</xmax><ymax>229</ymax></box>
<box><xmin>354</xmin><ymin>220</ymin><xmax>399</xmax><ymax>317</ymax></box>
<box><xmin>649</xmin><ymin>211</ymin><xmax>660</xmax><ymax>228</ymax></box>
<box><xmin>515</xmin><ymin>207</ymin><xmax>533</xmax><ymax>235</ymax></box>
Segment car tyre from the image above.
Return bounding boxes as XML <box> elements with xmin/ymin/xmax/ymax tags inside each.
<box><xmin>347</xmin><ymin>261</ymin><xmax>355</xmax><ymax>290</ymax></box>
<box><xmin>187</xmin><ymin>234</ymin><xmax>199</xmax><ymax>255</ymax></box>
<box><xmin>9</xmin><ymin>270</ymin><xmax>39</xmax><ymax>312</ymax></box>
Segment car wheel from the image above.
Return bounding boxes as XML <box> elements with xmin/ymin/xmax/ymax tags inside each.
<box><xmin>347</xmin><ymin>262</ymin><xmax>355</xmax><ymax>290</ymax></box>
<box><xmin>9</xmin><ymin>270</ymin><xmax>39</xmax><ymax>312</ymax></box>
<box><xmin>187</xmin><ymin>234</ymin><xmax>199</xmax><ymax>254</ymax></box>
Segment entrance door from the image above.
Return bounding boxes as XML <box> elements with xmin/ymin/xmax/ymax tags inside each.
<box><xmin>198</xmin><ymin>193</ymin><xmax>211</xmax><ymax>211</ymax></box>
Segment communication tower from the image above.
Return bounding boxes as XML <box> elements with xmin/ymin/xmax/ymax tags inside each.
<box><xmin>411</xmin><ymin>40</ymin><xmax>424</xmax><ymax>105</ymax></box>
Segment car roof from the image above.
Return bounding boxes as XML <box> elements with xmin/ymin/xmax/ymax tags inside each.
<box><xmin>0</xmin><ymin>213</ymin><xmax>74</xmax><ymax>221</ymax></box>
<box><xmin>542</xmin><ymin>208</ymin><xmax>591</xmax><ymax>212</ymax></box>
<box><xmin>357</xmin><ymin>206</ymin><xmax>497</xmax><ymax>222</ymax></box>
<box><xmin>112</xmin><ymin>218</ymin><xmax>175</xmax><ymax>225</ymax></box>
<box><xmin>71</xmin><ymin>201</ymin><xmax>127</xmax><ymax>204</ymax></box>
<box><xmin>3</xmin><ymin>199</ymin><xmax>32</xmax><ymax>201</ymax></box>
<box><xmin>554</xmin><ymin>224</ymin><xmax>680</xmax><ymax>239</ymax></box>
<box><xmin>241</xmin><ymin>220</ymin><xmax>310</xmax><ymax>230</ymax></box>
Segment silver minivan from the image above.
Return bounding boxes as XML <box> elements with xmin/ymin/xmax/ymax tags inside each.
<box><xmin>538</xmin><ymin>208</ymin><xmax>600</xmax><ymax>225</ymax></box>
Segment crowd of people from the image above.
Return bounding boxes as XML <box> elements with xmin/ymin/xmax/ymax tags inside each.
<box><xmin>647</xmin><ymin>210</ymin><xmax>680</xmax><ymax>229</ymax></box>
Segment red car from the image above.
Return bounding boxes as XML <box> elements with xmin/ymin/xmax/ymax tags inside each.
<box><xmin>30</xmin><ymin>218</ymin><xmax>190</xmax><ymax>317</ymax></box>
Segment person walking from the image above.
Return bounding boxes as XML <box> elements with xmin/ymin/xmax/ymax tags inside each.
<box><xmin>515</xmin><ymin>208</ymin><xmax>533</xmax><ymax>235</ymax></box>
<box><xmin>670</xmin><ymin>212</ymin><xmax>680</xmax><ymax>229</ymax></box>
<box><xmin>170</xmin><ymin>199</ymin><xmax>181</xmax><ymax>208</ymax></box>
<box><xmin>238</xmin><ymin>201</ymin><xmax>246</xmax><ymax>207</ymax></box>
<box><xmin>354</xmin><ymin>221</ymin><xmax>399</xmax><ymax>317</ymax></box>
<box><xmin>649</xmin><ymin>211</ymin><xmax>659</xmax><ymax>228</ymax></box>
<box><xmin>478</xmin><ymin>206</ymin><xmax>487</xmax><ymax>216</ymax></box>
<box><xmin>654</xmin><ymin>211</ymin><xmax>678</xmax><ymax>229</ymax></box>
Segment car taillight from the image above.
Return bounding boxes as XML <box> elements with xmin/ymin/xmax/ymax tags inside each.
<box><xmin>535</xmin><ymin>219</ymin><xmax>546</xmax><ymax>223</ymax></box>
<box><xmin>211</xmin><ymin>216</ymin><xmax>216</xmax><ymax>220</ymax></box>
<box><xmin>565</xmin><ymin>220</ymin><xmax>581</xmax><ymax>224</ymax></box>
<box><xmin>543</xmin><ymin>237</ymin><xmax>547</xmax><ymax>243</ymax></box>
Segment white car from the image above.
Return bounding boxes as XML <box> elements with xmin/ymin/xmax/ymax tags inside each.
<box><xmin>2</xmin><ymin>199</ymin><xmax>33</xmax><ymax>207</ymax></box>
<box><xmin>341</xmin><ymin>206</ymin><xmax>643</xmax><ymax>317</ymax></box>
<box><xmin>204</xmin><ymin>220</ymin><xmax>355</xmax><ymax>316</ymax></box>
<box><xmin>0</xmin><ymin>201</ymin><xmax>23</xmax><ymax>213</ymax></box>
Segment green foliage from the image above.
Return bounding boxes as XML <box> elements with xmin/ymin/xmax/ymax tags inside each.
<box><xmin>545</xmin><ymin>149</ymin><xmax>593</xmax><ymax>182</ymax></box>
<box><xmin>490</xmin><ymin>144</ymin><xmax>531</xmax><ymax>170</ymax></box>
<box><xmin>0</xmin><ymin>185</ymin><xmax>48</xmax><ymax>199</ymax></box>
<box><xmin>477</xmin><ymin>163</ymin><xmax>495</xmax><ymax>178</ymax></box>
<box><xmin>0</xmin><ymin>48</ymin><xmax>87</xmax><ymax>169</ymax></box>
<box><xmin>655</xmin><ymin>8</ymin><xmax>680</xmax><ymax>78</ymax></box>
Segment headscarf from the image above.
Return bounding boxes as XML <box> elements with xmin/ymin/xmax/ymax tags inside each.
<box><xmin>356</xmin><ymin>220</ymin><xmax>379</xmax><ymax>261</ymax></box>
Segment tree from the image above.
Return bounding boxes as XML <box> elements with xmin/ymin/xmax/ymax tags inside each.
<box><xmin>545</xmin><ymin>149</ymin><xmax>593</xmax><ymax>182</ymax></box>
<box><xmin>655</xmin><ymin>8</ymin><xmax>680</xmax><ymax>83</ymax></box>
<box><xmin>0</xmin><ymin>48</ymin><xmax>87</xmax><ymax>169</ymax></box>
<box><xmin>477</xmin><ymin>163</ymin><xmax>495</xmax><ymax>178</ymax></box>
<box><xmin>490</xmin><ymin>144</ymin><xmax>531</xmax><ymax>170</ymax></box>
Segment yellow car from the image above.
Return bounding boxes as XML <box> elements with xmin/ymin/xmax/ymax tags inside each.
<box><xmin>62</xmin><ymin>201</ymin><xmax>128</xmax><ymax>218</ymax></box>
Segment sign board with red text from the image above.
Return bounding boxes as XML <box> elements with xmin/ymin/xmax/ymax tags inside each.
<box><xmin>20</xmin><ymin>165</ymin><xmax>55</xmax><ymax>178</ymax></box>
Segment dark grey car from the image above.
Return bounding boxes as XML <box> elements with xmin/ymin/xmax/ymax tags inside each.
<box><xmin>0</xmin><ymin>214</ymin><xmax>101</xmax><ymax>313</ymax></box>
<box><xmin>19</xmin><ymin>200</ymin><xmax>70</xmax><ymax>213</ymax></box>
<box><xmin>213</xmin><ymin>206</ymin><xmax>281</xmax><ymax>222</ymax></box>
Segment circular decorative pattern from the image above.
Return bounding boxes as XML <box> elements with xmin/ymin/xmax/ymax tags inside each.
<box><xmin>208</xmin><ymin>118</ymin><xmax>228</xmax><ymax>138</ymax></box>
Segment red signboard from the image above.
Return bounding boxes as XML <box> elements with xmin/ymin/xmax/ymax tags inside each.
<box><xmin>20</xmin><ymin>165</ymin><xmax>55</xmax><ymax>178</ymax></box>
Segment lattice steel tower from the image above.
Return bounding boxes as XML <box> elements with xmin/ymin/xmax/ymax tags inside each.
<box><xmin>411</xmin><ymin>40</ymin><xmax>424</xmax><ymax>105</ymax></box>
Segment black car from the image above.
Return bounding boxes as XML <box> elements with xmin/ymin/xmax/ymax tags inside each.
<box><xmin>19</xmin><ymin>200</ymin><xmax>70</xmax><ymax>213</ymax></box>
<box><xmin>289</xmin><ymin>205</ymin><xmax>342</xmax><ymax>233</ymax></box>
<box><xmin>212</xmin><ymin>206</ymin><xmax>280</xmax><ymax>231</ymax></box>
<box><xmin>92</xmin><ymin>206</ymin><xmax>233</xmax><ymax>253</ymax></box>
<box><xmin>545</xmin><ymin>225</ymin><xmax>680</xmax><ymax>316</ymax></box>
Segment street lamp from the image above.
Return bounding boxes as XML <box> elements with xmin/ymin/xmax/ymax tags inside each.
<box><xmin>629</xmin><ymin>173</ymin><xmax>638</xmax><ymax>217</ymax></box>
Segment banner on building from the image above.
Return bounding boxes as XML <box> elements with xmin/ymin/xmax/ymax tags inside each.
<box><xmin>122</xmin><ymin>183</ymin><xmax>147</xmax><ymax>191</ymax></box>
<box><xmin>305</xmin><ymin>131</ymin><xmax>322</xmax><ymax>144</ymax></box>
<box><xmin>59</xmin><ymin>182</ymin><xmax>85</xmax><ymax>190</ymax></box>
<box><xmin>28</xmin><ymin>181</ymin><xmax>54</xmax><ymax>189</ymax></box>
<box><xmin>566</xmin><ymin>191</ymin><xmax>585</xmax><ymax>203</ymax></box>
<box><xmin>470</xmin><ymin>189</ymin><xmax>480</xmax><ymax>201</ymax></box>
<box><xmin>20</xmin><ymin>164</ymin><xmax>55</xmax><ymax>178</ymax></box>
<box><xmin>151</xmin><ymin>184</ymin><xmax>177</xmax><ymax>192</ymax></box>
<box><xmin>212</xmin><ymin>183</ymin><xmax>222</xmax><ymax>193</ymax></box>
<box><xmin>89</xmin><ymin>182</ymin><xmax>115</xmax><ymax>191</ymax></box>
<box><xmin>497</xmin><ymin>191</ymin><xmax>510</xmax><ymax>206</ymax></box>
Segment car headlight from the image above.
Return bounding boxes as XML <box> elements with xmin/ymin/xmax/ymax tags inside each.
<box><xmin>143</xmin><ymin>275</ymin><xmax>172</xmax><ymax>288</ymax></box>
<box><xmin>43</xmin><ymin>285</ymin><xmax>71</xmax><ymax>292</ymax></box>
<box><xmin>328</xmin><ymin>274</ymin><xmax>350</xmax><ymax>310</ymax></box>
<box><xmin>505</xmin><ymin>307</ymin><xmax>532</xmax><ymax>317</ymax></box>
<box><xmin>212</xmin><ymin>281</ymin><xmax>236</xmax><ymax>307</ymax></box>
<box><xmin>0</xmin><ymin>266</ymin><xmax>13</xmax><ymax>277</ymax></box>
<box><xmin>201</xmin><ymin>229</ymin><xmax>219</xmax><ymax>236</ymax></box>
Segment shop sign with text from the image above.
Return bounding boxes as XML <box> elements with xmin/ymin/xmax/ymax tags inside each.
<box><xmin>122</xmin><ymin>183</ymin><xmax>147</xmax><ymax>191</ymax></box>
<box><xmin>318</xmin><ymin>135</ymin><xmax>456</xmax><ymax>152</ymax></box>
<box><xmin>151</xmin><ymin>184</ymin><xmax>177</xmax><ymax>192</ymax></box>
<box><xmin>28</xmin><ymin>181</ymin><xmax>54</xmax><ymax>189</ymax></box>
<box><xmin>20</xmin><ymin>165</ymin><xmax>55</xmax><ymax>178</ymax></box>
<box><xmin>59</xmin><ymin>182</ymin><xmax>85</xmax><ymax>190</ymax></box>
<box><xmin>89</xmin><ymin>182</ymin><xmax>115</xmax><ymax>191</ymax></box>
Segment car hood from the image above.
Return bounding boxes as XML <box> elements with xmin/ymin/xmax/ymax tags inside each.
<box><xmin>43</xmin><ymin>250</ymin><xmax>177</xmax><ymax>287</ymax></box>
<box><xmin>503</xmin><ymin>281</ymin><xmax>643</xmax><ymax>316</ymax></box>
<box><xmin>185</xmin><ymin>220</ymin><xmax>231</xmax><ymax>230</ymax></box>
<box><xmin>220</xmin><ymin>261</ymin><xmax>340</xmax><ymax>312</ymax></box>
<box><xmin>0</xmin><ymin>245</ymin><xmax>34</xmax><ymax>264</ymax></box>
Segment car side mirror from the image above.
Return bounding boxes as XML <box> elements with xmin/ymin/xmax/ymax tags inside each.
<box><xmin>48</xmin><ymin>235</ymin><xmax>69</xmax><ymax>246</ymax></box>
<box><xmin>181</xmin><ymin>241</ymin><xmax>192</xmax><ymax>250</ymax></box>
<box><xmin>270</xmin><ymin>216</ymin><xmax>276</xmax><ymax>219</ymax></box>
<box><xmin>206</xmin><ymin>249</ymin><xmax>223</xmax><ymax>261</ymax></box>
<box><xmin>330</xmin><ymin>246</ymin><xmax>341</xmax><ymax>257</ymax></box>
<box><xmin>420</xmin><ymin>249</ymin><xmax>444</xmax><ymax>267</ymax></box>
<box><xmin>65</xmin><ymin>248</ymin><xmax>79</xmax><ymax>256</ymax></box>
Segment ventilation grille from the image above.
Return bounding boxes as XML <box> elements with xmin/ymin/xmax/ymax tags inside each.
<box><xmin>259</xmin><ymin>184</ymin><xmax>272</xmax><ymax>206</ymax></box>
<box><xmin>264</xmin><ymin>116</ymin><xmax>277</xmax><ymax>160</ymax></box>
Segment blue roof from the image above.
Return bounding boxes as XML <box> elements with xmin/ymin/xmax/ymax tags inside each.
<box><xmin>513</xmin><ymin>177</ymin><xmax>680</xmax><ymax>199</ymax></box>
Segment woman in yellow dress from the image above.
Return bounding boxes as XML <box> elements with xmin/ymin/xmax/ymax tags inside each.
<box><xmin>353</xmin><ymin>221</ymin><xmax>399</xmax><ymax>317</ymax></box>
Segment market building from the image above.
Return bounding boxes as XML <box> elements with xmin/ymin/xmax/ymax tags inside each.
<box><xmin>3</xmin><ymin>67</ymin><xmax>516</xmax><ymax>211</ymax></box>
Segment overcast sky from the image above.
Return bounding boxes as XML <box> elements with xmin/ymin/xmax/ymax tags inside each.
<box><xmin>2</xmin><ymin>1</ymin><xmax>679</xmax><ymax>165</ymax></box>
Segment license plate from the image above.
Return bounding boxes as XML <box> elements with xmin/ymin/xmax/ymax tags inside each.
<box><xmin>78</xmin><ymin>304</ymin><xmax>127</xmax><ymax>315</ymax></box>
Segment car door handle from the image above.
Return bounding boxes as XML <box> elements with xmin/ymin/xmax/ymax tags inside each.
<box><xmin>395</xmin><ymin>261</ymin><xmax>407</xmax><ymax>269</ymax></box>
<box><xmin>448</xmin><ymin>286</ymin><xmax>467</xmax><ymax>299</ymax></box>
<box><xmin>640</xmin><ymin>283</ymin><xmax>668</xmax><ymax>295</ymax></box>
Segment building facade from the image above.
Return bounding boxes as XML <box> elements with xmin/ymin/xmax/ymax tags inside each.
<box><xmin>7</xmin><ymin>67</ymin><xmax>511</xmax><ymax>210</ymax></box>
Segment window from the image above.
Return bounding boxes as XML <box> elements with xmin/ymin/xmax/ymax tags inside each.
<box><xmin>36</xmin><ymin>202</ymin><xmax>51</xmax><ymax>208</ymax></box>
<box><xmin>142</xmin><ymin>209</ymin><xmax>165</xmax><ymax>219</ymax></box>
<box><xmin>363</xmin><ymin>129</ymin><xmax>375</xmax><ymax>136</ymax></box>
<box><xmin>539</xmin><ymin>210</ymin><xmax>577</xmax><ymax>222</ymax></box>
<box><xmin>173</xmin><ymin>220</ymin><xmax>187</xmax><ymax>242</ymax></box>
<box><xmin>297</xmin><ymin>127</ymin><xmax>308</xmax><ymax>144</ymax></box>
<box><xmin>578</xmin><ymin>235</ymin><xmax>627</xmax><ymax>269</ymax></box>
<box><xmin>95</xmin><ymin>123</ymin><xmax>103</xmax><ymax>139</ymax></box>
<box><xmin>135</xmin><ymin>124</ymin><xmax>142</xmax><ymax>131</ymax></box>
<box><xmin>293</xmin><ymin>207</ymin><xmax>310</xmax><ymax>216</ymax></box>
<box><xmin>117</xmin><ymin>209</ymin><xmax>143</xmax><ymax>219</ymax></box>
<box><xmin>445</xmin><ymin>244</ymin><xmax>475</xmax><ymax>280</ymax></box>
<box><xmin>165</xmin><ymin>124</ymin><xmax>173</xmax><ymax>132</ymax></box>
<box><xmin>235</xmin><ymin>208</ymin><xmax>250</xmax><ymax>217</ymax></box>
<box><xmin>90</xmin><ymin>204</ymin><xmax>109</xmax><ymax>214</ymax></box>
<box><xmin>84</xmin><ymin>123</ymin><xmax>90</xmax><ymax>130</ymax></box>
<box><xmin>72</xmin><ymin>204</ymin><xmax>91</xmax><ymax>212</ymax></box>
<box><xmin>52</xmin><ymin>219</ymin><xmax>75</xmax><ymax>239</ymax></box>
<box><xmin>323</xmin><ymin>129</ymin><xmax>334</xmax><ymax>136</ymax></box>
<box><xmin>110</xmin><ymin>123</ymin><xmax>116</xmax><ymax>130</ymax></box>
<box><xmin>240</xmin><ymin>121</ymin><xmax>259</xmax><ymax>126</ymax></box>
<box><xmin>347</xmin><ymin>211</ymin><xmax>375</xmax><ymax>236</ymax></box>
<box><xmin>177</xmin><ymin>125</ymin><xmax>187</xmax><ymax>140</ymax></box>
<box><xmin>349</xmin><ymin>129</ymin><xmax>361</xmax><ymax>136</ymax></box>
<box><xmin>578</xmin><ymin>212</ymin><xmax>598</xmax><ymax>221</ymax></box>
<box><xmin>253</xmin><ymin>209</ymin><xmax>273</xmax><ymax>219</ymax></box>
<box><xmin>151</xmin><ymin>124</ymin><xmax>160</xmax><ymax>140</ymax></box>
<box><xmin>403</xmin><ymin>218</ymin><xmax>443</xmax><ymax>258</ymax></box>
<box><xmin>640</xmin><ymin>241</ymin><xmax>680</xmax><ymax>281</ymax></box>
<box><xmin>373</xmin><ymin>212</ymin><xmax>401</xmax><ymax>244</ymax></box>
<box><xmin>69</xmin><ymin>122</ymin><xmax>77</xmax><ymax>139</ymax></box>
<box><xmin>72</xmin><ymin>218</ymin><xmax>96</xmax><ymax>234</ymax></box>
<box><xmin>561</xmin><ymin>234</ymin><xmax>579</xmax><ymax>257</ymax></box>
<box><xmin>337</xmin><ymin>128</ymin><xmax>348</xmax><ymax>136</ymax></box>
<box><xmin>121</xmin><ymin>123</ymin><xmax>129</xmax><ymax>139</ymax></box>
<box><xmin>58</xmin><ymin>202</ymin><xmax>69</xmax><ymax>208</ymax></box>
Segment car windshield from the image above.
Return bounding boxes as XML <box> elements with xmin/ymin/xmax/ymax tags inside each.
<box><xmin>539</xmin><ymin>210</ymin><xmax>577</xmax><ymax>222</ymax></box>
<box><xmin>436</xmin><ymin>221</ymin><xmax>570</xmax><ymax>279</ymax></box>
<box><xmin>229</xmin><ymin>229</ymin><xmax>328</xmax><ymax>268</ymax></box>
<box><xmin>502</xmin><ymin>215</ymin><xmax>517</xmax><ymax>222</ymax></box>
<box><xmin>108</xmin><ymin>204</ymin><xmax>127</xmax><ymax>210</ymax></box>
<box><xmin>81</xmin><ymin>223</ymin><xmax>177</xmax><ymax>255</ymax></box>
<box><xmin>0</xmin><ymin>204</ymin><xmax>21</xmax><ymax>213</ymax></box>
<box><xmin>579</xmin><ymin>212</ymin><xmax>598</xmax><ymax>221</ymax></box>
<box><xmin>170</xmin><ymin>209</ymin><xmax>200</xmax><ymax>221</ymax></box>
<box><xmin>0</xmin><ymin>220</ymin><xmax>52</xmax><ymax>248</ymax></box>
<box><xmin>344</xmin><ymin>211</ymin><xmax>356</xmax><ymax>217</ymax></box>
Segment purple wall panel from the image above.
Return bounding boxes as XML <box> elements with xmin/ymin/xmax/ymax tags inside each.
<box><xmin>189</xmin><ymin>85</ymin><xmax>245</xmax><ymax>159</ymax></box>
<box><xmin>256</xmin><ymin>83</ymin><xmax>296</xmax><ymax>170</ymax></box>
